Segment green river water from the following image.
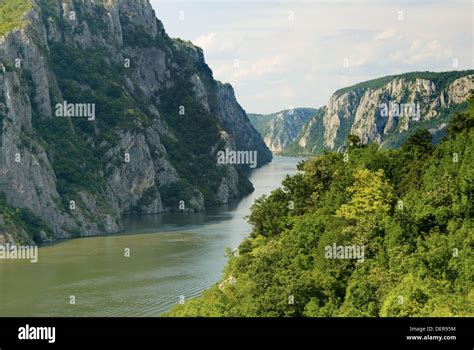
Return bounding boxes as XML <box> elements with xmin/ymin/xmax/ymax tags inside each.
<box><xmin>0</xmin><ymin>157</ymin><xmax>301</xmax><ymax>316</ymax></box>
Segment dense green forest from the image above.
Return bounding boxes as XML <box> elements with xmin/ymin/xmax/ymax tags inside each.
<box><xmin>0</xmin><ymin>0</ymin><xmax>31</xmax><ymax>36</ymax></box>
<box><xmin>166</xmin><ymin>93</ymin><xmax>474</xmax><ymax>317</ymax></box>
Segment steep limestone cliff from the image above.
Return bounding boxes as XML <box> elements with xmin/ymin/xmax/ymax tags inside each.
<box><xmin>248</xmin><ymin>108</ymin><xmax>315</xmax><ymax>153</ymax></box>
<box><xmin>0</xmin><ymin>0</ymin><xmax>271</xmax><ymax>244</ymax></box>
<box><xmin>288</xmin><ymin>71</ymin><xmax>474</xmax><ymax>154</ymax></box>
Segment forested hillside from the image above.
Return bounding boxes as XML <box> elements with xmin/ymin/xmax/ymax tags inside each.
<box><xmin>166</xmin><ymin>93</ymin><xmax>474</xmax><ymax>317</ymax></box>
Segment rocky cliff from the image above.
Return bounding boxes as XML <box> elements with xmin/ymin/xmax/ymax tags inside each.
<box><xmin>248</xmin><ymin>108</ymin><xmax>315</xmax><ymax>153</ymax></box>
<box><xmin>286</xmin><ymin>71</ymin><xmax>474</xmax><ymax>154</ymax></box>
<box><xmin>0</xmin><ymin>0</ymin><xmax>271</xmax><ymax>244</ymax></box>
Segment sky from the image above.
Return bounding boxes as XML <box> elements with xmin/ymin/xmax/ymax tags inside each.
<box><xmin>150</xmin><ymin>0</ymin><xmax>473</xmax><ymax>114</ymax></box>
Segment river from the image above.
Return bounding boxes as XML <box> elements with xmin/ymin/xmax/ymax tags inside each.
<box><xmin>0</xmin><ymin>156</ymin><xmax>302</xmax><ymax>317</ymax></box>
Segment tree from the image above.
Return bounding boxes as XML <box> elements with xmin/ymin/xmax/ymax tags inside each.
<box><xmin>347</xmin><ymin>134</ymin><xmax>362</xmax><ymax>148</ymax></box>
<box><xmin>336</xmin><ymin>169</ymin><xmax>394</xmax><ymax>247</ymax></box>
<box><xmin>166</xmin><ymin>103</ymin><xmax>472</xmax><ymax>317</ymax></box>
<box><xmin>401</xmin><ymin>128</ymin><xmax>433</xmax><ymax>159</ymax></box>
<box><xmin>445</xmin><ymin>91</ymin><xmax>474</xmax><ymax>138</ymax></box>
<box><xmin>247</xmin><ymin>188</ymin><xmax>290</xmax><ymax>238</ymax></box>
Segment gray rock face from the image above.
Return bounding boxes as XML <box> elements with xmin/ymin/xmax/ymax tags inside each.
<box><xmin>248</xmin><ymin>108</ymin><xmax>316</xmax><ymax>153</ymax></box>
<box><xmin>0</xmin><ymin>0</ymin><xmax>271</xmax><ymax>243</ymax></box>
<box><xmin>215</xmin><ymin>82</ymin><xmax>272</xmax><ymax>166</ymax></box>
<box><xmin>104</xmin><ymin>130</ymin><xmax>161</xmax><ymax>215</ymax></box>
<box><xmin>292</xmin><ymin>71</ymin><xmax>474</xmax><ymax>153</ymax></box>
<box><xmin>0</xmin><ymin>27</ymin><xmax>93</xmax><ymax>239</ymax></box>
<box><xmin>215</xmin><ymin>131</ymin><xmax>240</xmax><ymax>203</ymax></box>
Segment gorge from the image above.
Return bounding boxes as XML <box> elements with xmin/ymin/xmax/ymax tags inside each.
<box><xmin>250</xmin><ymin>71</ymin><xmax>473</xmax><ymax>155</ymax></box>
<box><xmin>0</xmin><ymin>0</ymin><xmax>472</xmax><ymax>320</ymax></box>
<box><xmin>0</xmin><ymin>0</ymin><xmax>272</xmax><ymax>245</ymax></box>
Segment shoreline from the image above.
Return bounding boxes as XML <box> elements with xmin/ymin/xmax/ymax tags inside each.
<box><xmin>36</xmin><ymin>155</ymin><xmax>299</xmax><ymax>249</ymax></box>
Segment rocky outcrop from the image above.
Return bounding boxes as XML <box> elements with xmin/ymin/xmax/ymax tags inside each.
<box><xmin>215</xmin><ymin>82</ymin><xmax>272</xmax><ymax>166</ymax></box>
<box><xmin>290</xmin><ymin>71</ymin><xmax>474</xmax><ymax>153</ymax></box>
<box><xmin>0</xmin><ymin>214</ymin><xmax>26</xmax><ymax>245</ymax></box>
<box><xmin>0</xmin><ymin>0</ymin><xmax>271</xmax><ymax>243</ymax></box>
<box><xmin>248</xmin><ymin>108</ymin><xmax>315</xmax><ymax>153</ymax></box>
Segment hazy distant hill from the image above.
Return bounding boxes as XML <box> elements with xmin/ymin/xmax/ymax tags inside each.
<box><xmin>248</xmin><ymin>108</ymin><xmax>316</xmax><ymax>153</ymax></box>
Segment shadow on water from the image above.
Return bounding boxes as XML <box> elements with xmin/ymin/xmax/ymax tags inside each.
<box><xmin>121</xmin><ymin>201</ymin><xmax>240</xmax><ymax>235</ymax></box>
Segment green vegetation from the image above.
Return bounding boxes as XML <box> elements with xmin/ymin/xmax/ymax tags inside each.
<box><xmin>29</xmin><ymin>38</ymin><xmax>154</xmax><ymax>207</ymax></box>
<box><xmin>0</xmin><ymin>0</ymin><xmax>32</xmax><ymax>37</ymax></box>
<box><xmin>0</xmin><ymin>192</ymin><xmax>53</xmax><ymax>243</ymax></box>
<box><xmin>282</xmin><ymin>108</ymin><xmax>326</xmax><ymax>156</ymax></box>
<box><xmin>121</xmin><ymin>12</ymin><xmax>167</xmax><ymax>49</ymax></box>
<box><xmin>159</xmin><ymin>180</ymin><xmax>195</xmax><ymax>209</ymax></box>
<box><xmin>166</xmin><ymin>94</ymin><xmax>474</xmax><ymax>317</ymax></box>
<box><xmin>33</xmin><ymin>117</ymin><xmax>104</xmax><ymax>199</ymax></box>
<box><xmin>157</xmin><ymin>41</ymin><xmax>253</xmax><ymax>205</ymax></box>
<box><xmin>24</xmin><ymin>8</ymin><xmax>252</xmax><ymax>212</ymax></box>
<box><xmin>334</xmin><ymin>70</ymin><xmax>474</xmax><ymax>97</ymax></box>
<box><xmin>247</xmin><ymin>113</ymin><xmax>273</xmax><ymax>138</ymax></box>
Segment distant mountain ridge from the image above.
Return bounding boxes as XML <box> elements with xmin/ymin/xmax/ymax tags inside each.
<box><xmin>250</xmin><ymin>70</ymin><xmax>474</xmax><ymax>155</ymax></box>
<box><xmin>248</xmin><ymin>108</ymin><xmax>316</xmax><ymax>153</ymax></box>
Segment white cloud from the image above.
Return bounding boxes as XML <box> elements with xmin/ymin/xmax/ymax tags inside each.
<box><xmin>194</xmin><ymin>32</ymin><xmax>217</xmax><ymax>51</ymax></box>
<box><xmin>246</xmin><ymin>55</ymin><xmax>288</xmax><ymax>77</ymax></box>
<box><xmin>212</xmin><ymin>55</ymin><xmax>289</xmax><ymax>83</ymax></box>
<box><xmin>151</xmin><ymin>0</ymin><xmax>471</xmax><ymax>113</ymax></box>
<box><xmin>193</xmin><ymin>31</ymin><xmax>248</xmax><ymax>57</ymax></box>
<box><xmin>389</xmin><ymin>39</ymin><xmax>453</xmax><ymax>64</ymax></box>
